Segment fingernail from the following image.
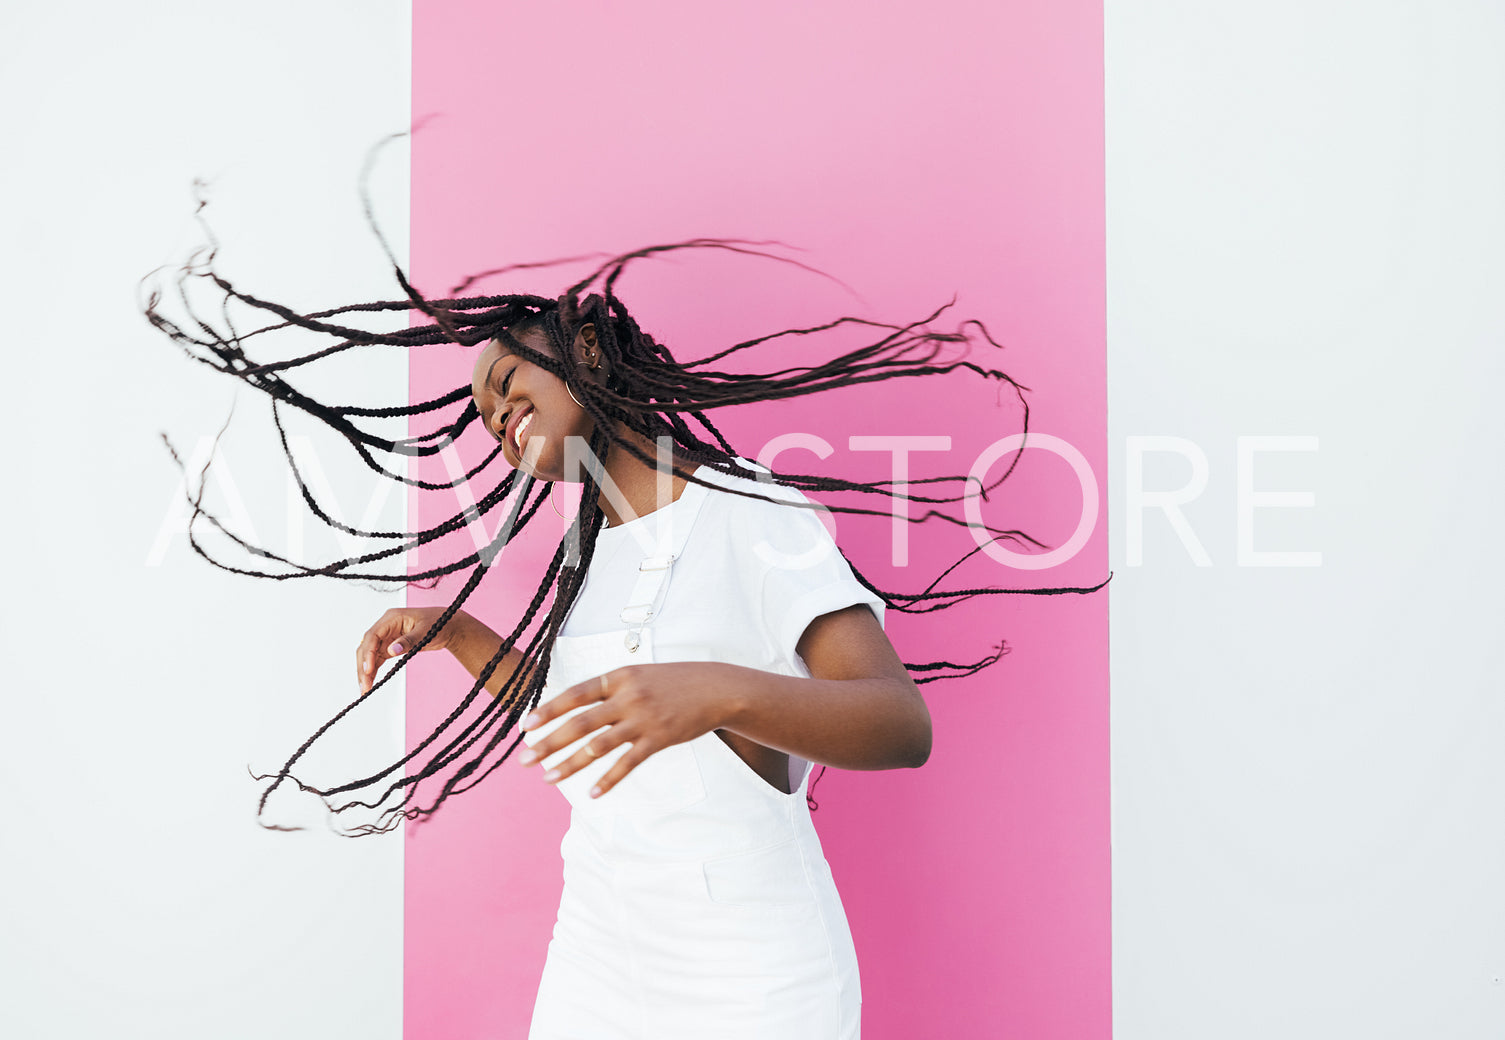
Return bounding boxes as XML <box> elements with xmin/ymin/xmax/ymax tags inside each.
<box><xmin>518</xmin><ymin>750</ymin><xmax>537</xmax><ymax>766</ymax></box>
<box><xmin>542</xmin><ymin>769</ymin><xmax>560</xmax><ymax>783</ymax></box>
<box><xmin>589</xmin><ymin>786</ymin><xmax>602</xmax><ymax>799</ymax></box>
<box><xmin>389</xmin><ymin>642</ymin><xmax>404</xmax><ymax>655</ymax></box>
<box><xmin>521</xmin><ymin>713</ymin><xmax>539</xmax><ymax>730</ymax></box>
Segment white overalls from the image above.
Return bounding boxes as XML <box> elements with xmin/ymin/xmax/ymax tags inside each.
<box><xmin>521</xmin><ymin>477</ymin><xmax>862</xmax><ymax>1039</ymax></box>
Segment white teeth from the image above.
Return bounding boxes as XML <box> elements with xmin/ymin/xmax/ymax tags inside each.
<box><xmin>514</xmin><ymin>410</ymin><xmax>534</xmax><ymax>450</ymax></box>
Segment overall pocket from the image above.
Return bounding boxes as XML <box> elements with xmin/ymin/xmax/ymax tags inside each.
<box><xmin>701</xmin><ymin>838</ymin><xmax>815</xmax><ymax>910</ymax></box>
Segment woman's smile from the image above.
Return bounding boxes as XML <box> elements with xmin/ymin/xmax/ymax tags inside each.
<box><xmin>508</xmin><ymin>404</ymin><xmax>535</xmax><ymax>456</ymax></box>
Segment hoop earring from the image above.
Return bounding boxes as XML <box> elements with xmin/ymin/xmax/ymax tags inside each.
<box><xmin>549</xmin><ymin>483</ymin><xmax>579</xmax><ymax>522</ymax></box>
<box><xmin>569</xmin><ymin>358</ymin><xmax>599</xmax><ymax>409</ymax></box>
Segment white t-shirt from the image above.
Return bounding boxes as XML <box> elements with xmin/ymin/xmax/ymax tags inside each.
<box><xmin>560</xmin><ymin>462</ymin><xmax>885</xmax><ymax>679</ymax></box>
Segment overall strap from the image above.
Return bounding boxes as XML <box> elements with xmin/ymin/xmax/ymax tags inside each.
<box><xmin>618</xmin><ymin>477</ymin><xmax>712</xmax><ymax>652</ymax></box>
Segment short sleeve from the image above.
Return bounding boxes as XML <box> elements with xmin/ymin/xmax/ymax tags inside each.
<box><xmin>748</xmin><ymin>492</ymin><xmax>886</xmax><ymax>670</ymax></box>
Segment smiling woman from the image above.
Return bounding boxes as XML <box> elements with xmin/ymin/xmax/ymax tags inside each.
<box><xmin>145</xmin><ymin>234</ymin><xmax>1106</xmax><ymax>1038</ymax></box>
<box><xmin>470</xmin><ymin>324</ymin><xmax>596</xmax><ymax>476</ymax></box>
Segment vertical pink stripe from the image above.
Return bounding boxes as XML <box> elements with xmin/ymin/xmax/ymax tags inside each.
<box><xmin>409</xmin><ymin>3</ymin><xmax>1106</xmax><ymax>1037</ymax></box>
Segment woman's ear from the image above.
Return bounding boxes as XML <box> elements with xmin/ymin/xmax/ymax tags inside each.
<box><xmin>573</xmin><ymin>323</ymin><xmax>600</xmax><ymax>369</ymax></box>
<box><xmin>571</xmin><ymin>322</ymin><xmax>622</xmax><ymax>393</ymax></box>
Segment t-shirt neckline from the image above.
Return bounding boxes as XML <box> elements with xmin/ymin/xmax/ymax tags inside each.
<box><xmin>596</xmin><ymin>464</ymin><xmax>714</xmax><ymax>541</ymax></box>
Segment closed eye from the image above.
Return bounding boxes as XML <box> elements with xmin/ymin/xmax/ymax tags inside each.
<box><xmin>490</xmin><ymin>366</ymin><xmax>516</xmax><ymax>441</ymax></box>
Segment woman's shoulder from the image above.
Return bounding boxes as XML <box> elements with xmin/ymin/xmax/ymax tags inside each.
<box><xmin>694</xmin><ymin>459</ymin><xmax>818</xmax><ymax>517</ymax></box>
<box><xmin>692</xmin><ymin>461</ymin><xmax>843</xmax><ymax>573</ymax></box>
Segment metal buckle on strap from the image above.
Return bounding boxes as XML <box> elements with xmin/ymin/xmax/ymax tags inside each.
<box><xmin>620</xmin><ymin>543</ymin><xmax>680</xmax><ymax>653</ymax></box>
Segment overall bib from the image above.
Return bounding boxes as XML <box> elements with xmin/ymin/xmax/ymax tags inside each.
<box><xmin>522</xmin><ymin>478</ymin><xmax>862</xmax><ymax>1039</ymax></box>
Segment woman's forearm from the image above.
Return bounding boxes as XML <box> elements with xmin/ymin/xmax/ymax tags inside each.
<box><xmin>718</xmin><ymin>666</ymin><xmax>932</xmax><ymax>772</ymax></box>
<box><xmin>518</xmin><ymin>649</ymin><xmax>932</xmax><ymax>794</ymax></box>
<box><xmin>445</xmin><ymin>613</ymin><xmax>532</xmax><ymax>701</ymax></box>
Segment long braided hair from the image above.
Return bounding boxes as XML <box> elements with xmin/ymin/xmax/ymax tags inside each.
<box><xmin>145</xmin><ymin>215</ymin><xmax>1109</xmax><ymax>835</ymax></box>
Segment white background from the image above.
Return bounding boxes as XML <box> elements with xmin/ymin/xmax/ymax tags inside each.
<box><xmin>1</xmin><ymin>3</ymin><xmax>410</xmax><ymax>1038</ymax></box>
<box><xmin>4</xmin><ymin>2</ymin><xmax>1503</xmax><ymax>1038</ymax></box>
<box><xmin>1109</xmin><ymin>2</ymin><xmax>1504</xmax><ymax>1038</ymax></box>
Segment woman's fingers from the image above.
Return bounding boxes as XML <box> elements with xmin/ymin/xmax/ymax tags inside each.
<box><xmin>522</xmin><ymin>671</ymin><xmax>614</xmax><ymax>732</ymax></box>
<box><xmin>586</xmin><ymin>742</ymin><xmax>653</xmax><ymax>799</ymax></box>
<box><xmin>355</xmin><ymin>613</ymin><xmax>410</xmax><ymax>694</ymax></box>
<box><xmin>536</xmin><ymin>726</ymin><xmax>637</xmax><ymax>786</ymax></box>
<box><xmin>355</xmin><ymin>629</ymin><xmax>380</xmax><ymax>693</ymax></box>
<box><xmin>358</xmin><ymin>630</ymin><xmax>388</xmax><ymax>693</ymax></box>
<box><xmin>520</xmin><ymin>703</ymin><xmax>619</xmax><ymax>765</ymax></box>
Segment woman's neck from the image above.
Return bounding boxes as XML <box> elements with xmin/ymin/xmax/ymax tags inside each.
<box><xmin>596</xmin><ymin>430</ymin><xmax>691</xmax><ymax>527</ymax></box>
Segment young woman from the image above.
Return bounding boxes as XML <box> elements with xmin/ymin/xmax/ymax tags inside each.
<box><xmin>147</xmin><ymin>238</ymin><xmax>1101</xmax><ymax>1038</ymax></box>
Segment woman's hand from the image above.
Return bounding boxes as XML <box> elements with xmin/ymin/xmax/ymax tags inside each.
<box><xmin>355</xmin><ymin>607</ymin><xmax>473</xmax><ymax>694</ymax></box>
<box><xmin>521</xmin><ymin>605</ymin><xmax>928</xmax><ymax>794</ymax></box>
<box><xmin>517</xmin><ymin>662</ymin><xmax>740</xmax><ymax>797</ymax></box>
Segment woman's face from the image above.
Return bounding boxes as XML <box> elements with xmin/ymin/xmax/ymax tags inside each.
<box><xmin>469</xmin><ymin>324</ymin><xmax>603</xmax><ymax>481</ymax></box>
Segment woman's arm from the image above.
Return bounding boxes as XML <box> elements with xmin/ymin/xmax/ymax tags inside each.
<box><xmin>725</xmin><ymin>603</ymin><xmax>930</xmax><ymax>770</ymax></box>
<box><xmin>443</xmin><ymin>614</ymin><xmax>535</xmax><ymax>700</ymax></box>
<box><xmin>356</xmin><ymin>608</ymin><xmax>530</xmax><ymax>700</ymax></box>
<box><xmin>518</xmin><ymin>604</ymin><xmax>930</xmax><ymax>796</ymax></box>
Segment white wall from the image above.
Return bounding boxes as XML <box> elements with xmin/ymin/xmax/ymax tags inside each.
<box><xmin>1109</xmin><ymin>2</ymin><xmax>1505</xmax><ymax>1037</ymax></box>
<box><xmin>1</xmin><ymin>4</ymin><xmax>410</xmax><ymax>1038</ymax></box>
<box><xmin>8</xmin><ymin>2</ymin><xmax>1503</xmax><ymax>1038</ymax></box>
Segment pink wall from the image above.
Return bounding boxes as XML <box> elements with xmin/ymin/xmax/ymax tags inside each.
<box><xmin>408</xmin><ymin>2</ymin><xmax>1106</xmax><ymax>1036</ymax></box>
